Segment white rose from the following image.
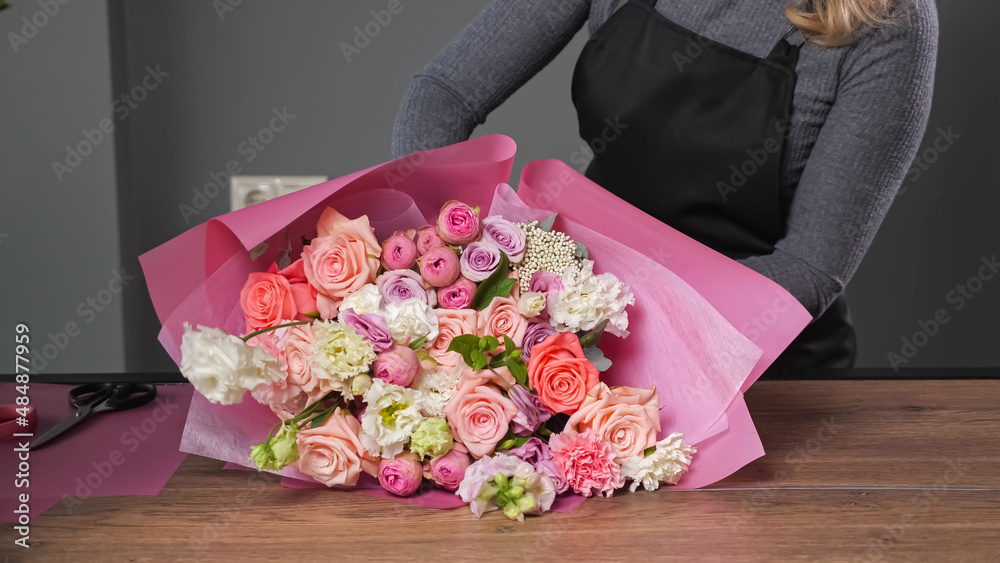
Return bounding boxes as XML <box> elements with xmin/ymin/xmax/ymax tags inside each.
<box><xmin>179</xmin><ymin>323</ymin><xmax>279</xmax><ymax>405</ymax></box>
<box><xmin>340</xmin><ymin>284</ymin><xmax>382</xmax><ymax>316</ymax></box>
<box><xmin>516</xmin><ymin>291</ymin><xmax>547</xmax><ymax>318</ymax></box>
<box><xmin>360</xmin><ymin>379</ymin><xmax>424</xmax><ymax>458</ymax></box>
<box><xmin>383</xmin><ymin>299</ymin><xmax>440</xmax><ymax>344</ymax></box>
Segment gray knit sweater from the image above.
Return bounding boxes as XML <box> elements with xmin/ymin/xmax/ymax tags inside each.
<box><xmin>391</xmin><ymin>0</ymin><xmax>938</xmax><ymax>317</ymax></box>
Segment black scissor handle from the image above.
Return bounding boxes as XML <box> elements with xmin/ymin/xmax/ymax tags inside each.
<box><xmin>68</xmin><ymin>383</ymin><xmax>115</xmax><ymax>408</ymax></box>
<box><xmin>102</xmin><ymin>383</ymin><xmax>157</xmax><ymax>411</ymax></box>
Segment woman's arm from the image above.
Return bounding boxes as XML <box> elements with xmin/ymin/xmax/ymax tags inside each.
<box><xmin>391</xmin><ymin>0</ymin><xmax>589</xmax><ymax>158</ymax></box>
<box><xmin>740</xmin><ymin>1</ymin><xmax>939</xmax><ymax>317</ymax></box>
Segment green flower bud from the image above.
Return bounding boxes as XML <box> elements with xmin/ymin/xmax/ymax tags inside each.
<box><xmin>408</xmin><ymin>417</ymin><xmax>454</xmax><ymax>459</ymax></box>
<box><xmin>269</xmin><ymin>424</ymin><xmax>299</xmax><ymax>469</ymax></box>
<box><xmin>503</xmin><ymin>502</ymin><xmax>522</xmax><ymax>520</ymax></box>
<box><xmin>516</xmin><ymin>493</ymin><xmax>537</xmax><ymax>514</ymax></box>
<box><xmin>250</xmin><ymin>441</ymin><xmax>275</xmax><ymax>471</ymax></box>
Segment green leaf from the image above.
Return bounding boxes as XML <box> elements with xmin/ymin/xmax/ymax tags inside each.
<box><xmin>309</xmin><ymin>409</ymin><xmax>333</xmax><ymax>428</ymax></box>
<box><xmin>408</xmin><ymin>336</ymin><xmax>427</xmax><ymax>350</ymax></box>
<box><xmin>583</xmin><ymin>345</ymin><xmax>612</xmax><ymax>372</ymax></box>
<box><xmin>303</xmin><ymin>311</ymin><xmax>321</xmax><ymax>320</ymax></box>
<box><xmin>512</xmin><ymin>435</ymin><xmax>531</xmax><ymax>448</ymax></box>
<box><xmin>479</xmin><ymin>335</ymin><xmax>500</xmax><ymax>352</ymax></box>
<box><xmin>471</xmin><ymin>251</ymin><xmax>515</xmax><ymax>310</ymax></box>
<box><xmin>415</xmin><ymin>349</ymin><xmax>438</xmax><ymax>365</ymax></box>
<box><xmin>448</xmin><ymin>334</ymin><xmax>483</xmax><ymax>368</ymax></box>
<box><xmin>506</xmin><ymin>358</ymin><xmax>529</xmax><ymax>386</ymax></box>
<box><xmin>578</xmin><ymin>319</ymin><xmax>609</xmax><ymax>348</ymax></box>
<box><xmin>502</xmin><ymin>334</ymin><xmax>516</xmax><ymax>354</ymax></box>
<box><xmin>0</xmin><ymin>2</ymin><xmax>10</xmax><ymax>12</ymax></box>
<box><xmin>470</xmin><ymin>349</ymin><xmax>489</xmax><ymax>371</ymax></box>
<box><xmin>539</xmin><ymin>212</ymin><xmax>558</xmax><ymax>232</ymax></box>
<box><xmin>574</xmin><ymin>241</ymin><xmax>589</xmax><ymax>260</ymax></box>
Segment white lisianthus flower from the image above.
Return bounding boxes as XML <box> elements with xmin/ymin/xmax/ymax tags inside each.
<box><xmin>383</xmin><ymin>299</ymin><xmax>440</xmax><ymax>344</ymax></box>
<box><xmin>340</xmin><ymin>283</ymin><xmax>382</xmax><ymax>316</ymax></box>
<box><xmin>548</xmin><ymin>260</ymin><xmax>635</xmax><ymax>338</ymax></box>
<box><xmin>311</xmin><ymin>320</ymin><xmax>376</xmax><ymax>395</ymax></box>
<box><xmin>413</xmin><ymin>364</ymin><xmax>462</xmax><ymax>417</ymax></box>
<box><xmin>621</xmin><ymin>432</ymin><xmax>697</xmax><ymax>492</ymax></box>
<box><xmin>516</xmin><ymin>291</ymin><xmax>547</xmax><ymax>319</ymax></box>
<box><xmin>179</xmin><ymin>323</ymin><xmax>280</xmax><ymax>405</ymax></box>
<box><xmin>360</xmin><ymin>379</ymin><xmax>424</xmax><ymax>458</ymax></box>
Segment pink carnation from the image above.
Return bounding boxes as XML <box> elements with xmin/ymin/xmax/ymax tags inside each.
<box><xmin>549</xmin><ymin>429</ymin><xmax>624</xmax><ymax>498</ymax></box>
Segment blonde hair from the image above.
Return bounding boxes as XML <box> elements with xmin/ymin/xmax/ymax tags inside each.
<box><xmin>785</xmin><ymin>0</ymin><xmax>896</xmax><ymax>46</ymax></box>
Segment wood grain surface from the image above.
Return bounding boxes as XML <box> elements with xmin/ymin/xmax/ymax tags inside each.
<box><xmin>6</xmin><ymin>380</ymin><xmax>999</xmax><ymax>563</ymax></box>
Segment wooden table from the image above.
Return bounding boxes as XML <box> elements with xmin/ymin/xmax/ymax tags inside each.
<box><xmin>12</xmin><ymin>381</ymin><xmax>1000</xmax><ymax>562</ymax></box>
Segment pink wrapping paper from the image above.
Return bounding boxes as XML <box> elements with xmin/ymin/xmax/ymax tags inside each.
<box><xmin>140</xmin><ymin>134</ymin><xmax>810</xmax><ymax>502</ymax></box>
<box><xmin>0</xmin><ymin>383</ymin><xmax>192</xmax><ymax>522</ymax></box>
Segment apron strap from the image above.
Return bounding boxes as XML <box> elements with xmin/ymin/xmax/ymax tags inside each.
<box><xmin>767</xmin><ymin>25</ymin><xmax>804</xmax><ymax>68</ymax></box>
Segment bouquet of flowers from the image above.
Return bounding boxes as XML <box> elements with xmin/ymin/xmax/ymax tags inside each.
<box><xmin>141</xmin><ymin>135</ymin><xmax>810</xmax><ymax>520</ymax></box>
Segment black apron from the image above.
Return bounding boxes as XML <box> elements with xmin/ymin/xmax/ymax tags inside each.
<box><xmin>571</xmin><ymin>0</ymin><xmax>856</xmax><ymax>372</ymax></box>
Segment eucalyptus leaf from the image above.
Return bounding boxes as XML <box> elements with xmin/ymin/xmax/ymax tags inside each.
<box><xmin>583</xmin><ymin>345</ymin><xmax>613</xmax><ymax>372</ymax></box>
<box><xmin>578</xmin><ymin>319</ymin><xmax>609</xmax><ymax>348</ymax></box>
<box><xmin>539</xmin><ymin>212</ymin><xmax>558</xmax><ymax>232</ymax></box>
<box><xmin>574</xmin><ymin>241</ymin><xmax>589</xmax><ymax>260</ymax></box>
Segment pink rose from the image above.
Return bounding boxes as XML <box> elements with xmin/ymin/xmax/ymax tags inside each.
<box><xmin>436</xmin><ymin>200</ymin><xmax>480</xmax><ymax>245</ymax></box>
<box><xmin>419</xmin><ymin>246</ymin><xmax>461</xmax><ymax>287</ymax></box>
<box><xmin>373</xmin><ymin>344</ymin><xmax>420</xmax><ymax>387</ymax></box>
<box><xmin>437</xmin><ymin>277</ymin><xmax>477</xmax><ymax>309</ymax></box>
<box><xmin>429</xmin><ymin>309</ymin><xmax>478</xmax><ymax>368</ymax></box>
<box><xmin>281</xmin><ymin>324</ymin><xmax>333</xmax><ymax>404</ymax></box>
<box><xmin>381</xmin><ymin>230</ymin><xmax>418</xmax><ymax>270</ymax></box>
<box><xmin>566</xmin><ymin>383</ymin><xmax>661</xmax><ymax>462</ymax></box>
<box><xmin>239</xmin><ymin>272</ymin><xmax>296</xmax><ymax>332</ymax></box>
<box><xmin>549</xmin><ymin>429</ymin><xmax>624</xmax><ymax>498</ymax></box>
<box><xmin>444</xmin><ymin>372</ymin><xmax>518</xmax><ymax>458</ymax></box>
<box><xmin>268</xmin><ymin>259</ymin><xmax>319</xmax><ymax>318</ymax></box>
<box><xmin>304</xmin><ymin>208</ymin><xmax>381</xmax><ymax>319</ymax></box>
<box><xmin>424</xmin><ymin>443</ymin><xmax>471</xmax><ymax>491</ymax></box>
<box><xmin>378</xmin><ymin>452</ymin><xmax>424</xmax><ymax>496</ymax></box>
<box><xmin>415</xmin><ymin>224</ymin><xmax>444</xmax><ymax>255</ymax></box>
<box><xmin>477</xmin><ymin>296</ymin><xmax>527</xmax><ymax>350</ymax></box>
<box><xmin>249</xmin><ymin>325</ymin><xmax>307</xmax><ymax>419</ymax></box>
<box><xmin>296</xmin><ymin>408</ymin><xmax>380</xmax><ymax>487</ymax></box>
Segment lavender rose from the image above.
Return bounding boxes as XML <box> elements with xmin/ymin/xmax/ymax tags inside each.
<box><xmin>521</xmin><ymin>321</ymin><xmax>557</xmax><ymax>362</ymax></box>
<box><xmin>378</xmin><ymin>269</ymin><xmax>427</xmax><ymax>305</ymax></box>
<box><xmin>506</xmin><ymin>437</ymin><xmax>553</xmax><ymax>465</ymax></box>
<box><xmin>460</xmin><ymin>241</ymin><xmax>503</xmax><ymax>282</ymax></box>
<box><xmin>481</xmin><ymin>215</ymin><xmax>526</xmax><ymax>263</ymax></box>
<box><xmin>339</xmin><ymin>308</ymin><xmax>392</xmax><ymax>352</ymax></box>
<box><xmin>508</xmin><ymin>386</ymin><xmax>552</xmax><ymax>436</ymax></box>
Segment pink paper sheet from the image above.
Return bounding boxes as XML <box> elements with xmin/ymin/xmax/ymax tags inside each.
<box><xmin>0</xmin><ymin>383</ymin><xmax>192</xmax><ymax>522</ymax></box>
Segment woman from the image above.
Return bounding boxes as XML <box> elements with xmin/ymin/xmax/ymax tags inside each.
<box><xmin>391</xmin><ymin>0</ymin><xmax>938</xmax><ymax>371</ymax></box>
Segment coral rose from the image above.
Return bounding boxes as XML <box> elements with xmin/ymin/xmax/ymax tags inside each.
<box><xmin>527</xmin><ymin>332</ymin><xmax>599</xmax><ymax>415</ymax></box>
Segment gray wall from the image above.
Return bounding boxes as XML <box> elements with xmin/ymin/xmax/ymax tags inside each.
<box><xmin>3</xmin><ymin>1</ymin><xmax>997</xmax><ymax>376</ymax></box>
<box><xmin>0</xmin><ymin>0</ymin><xmax>126</xmax><ymax>375</ymax></box>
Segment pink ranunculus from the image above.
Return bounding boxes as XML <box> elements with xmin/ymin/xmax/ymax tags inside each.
<box><xmin>549</xmin><ymin>429</ymin><xmax>624</xmax><ymax>498</ymax></box>
<box><xmin>296</xmin><ymin>408</ymin><xmax>380</xmax><ymax>487</ymax></box>
<box><xmin>477</xmin><ymin>296</ymin><xmax>527</xmax><ymax>350</ymax></box>
<box><xmin>419</xmin><ymin>246</ymin><xmax>461</xmax><ymax>287</ymax></box>
<box><xmin>460</xmin><ymin>241</ymin><xmax>503</xmax><ymax>282</ymax></box>
<box><xmin>436</xmin><ymin>200</ymin><xmax>480</xmax><ymax>245</ymax></box>
<box><xmin>437</xmin><ymin>277</ymin><xmax>477</xmax><ymax>309</ymax></box>
<box><xmin>377</xmin><ymin>269</ymin><xmax>427</xmax><ymax>305</ymax></box>
<box><xmin>415</xmin><ymin>224</ymin><xmax>444</xmax><ymax>255</ymax></box>
<box><xmin>373</xmin><ymin>344</ymin><xmax>420</xmax><ymax>387</ymax></box>
<box><xmin>378</xmin><ymin>452</ymin><xmax>423</xmax><ymax>496</ymax></box>
<box><xmin>424</xmin><ymin>442</ymin><xmax>471</xmax><ymax>491</ymax></box>
<box><xmin>566</xmin><ymin>383</ymin><xmax>661</xmax><ymax>462</ymax></box>
<box><xmin>381</xmin><ymin>230</ymin><xmax>418</xmax><ymax>270</ymax></box>
<box><xmin>239</xmin><ymin>272</ymin><xmax>297</xmax><ymax>332</ymax></box>
<box><xmin>444</xmin><ymin>373</ymin><xmax>518</xmax><ymax>459</ymax></box>
<box><xmin>268</xmin><ymin>258</ymin><xmax>319</xmax><ymax>320</ymax></box>
<box><xmin>430</xmin><ymin>309</ymin><xmax>479</xmax><ymax>368</ymax></box>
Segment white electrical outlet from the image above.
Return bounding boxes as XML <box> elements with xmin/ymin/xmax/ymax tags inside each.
<box><xmin>230</xmin><ymin>175</ymin><xmax>328</xmax><ymax>211</ymax></box>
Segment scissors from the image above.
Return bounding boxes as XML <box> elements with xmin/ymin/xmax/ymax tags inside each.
<box><xmin>30</xmin><ymin>383</ymin><xmax>157</xmax><ymax>450</ymax></box>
